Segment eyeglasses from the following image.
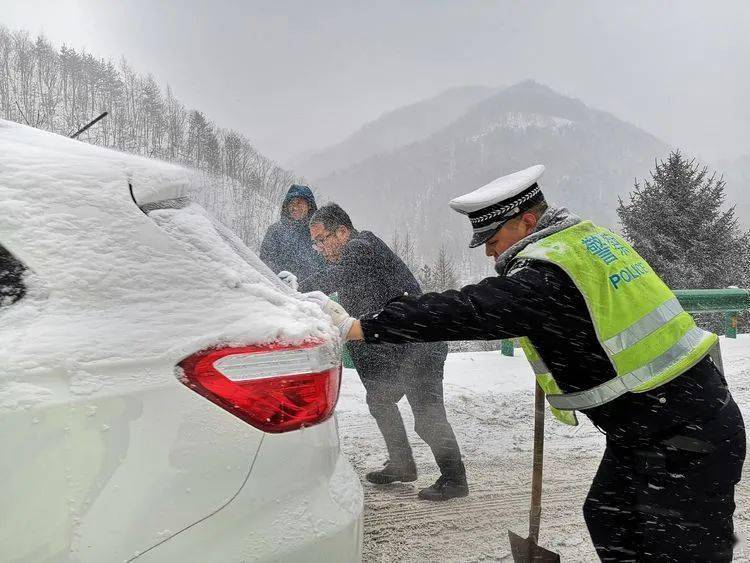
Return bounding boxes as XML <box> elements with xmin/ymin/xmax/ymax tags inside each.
<box><xmin>311</xmin><ymin>232</ymin><xmax>336</xmax><ymax>250</ymax></box>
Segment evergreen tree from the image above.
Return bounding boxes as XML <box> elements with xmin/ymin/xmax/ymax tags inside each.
<box><xmin>419</xmin><ymin>245</ymin><xmax>457</xmax><ymax>292</ymax></box>
<box><xmin>617</xmin><ymin>151</ymin><xmax>750</xmax><ymax>290</ymax></box>
<box><xmin>0</xmin><ymin>25</ymin><xmax>298</xmax><ymax>252</ymax></box>
<box><xmin>418</xmin><ymin>264</ymin><xmax>434</xmax><ymax>292</ymax></box>
<box><xmin>432</xmin><ymin>245</ymin><xmax>457</xmax><ymax>291</ymax></box>
<box><xmin>391</xmin><ymin>227</ymin><xmax>418</xmax><ymax>274</ymax></box>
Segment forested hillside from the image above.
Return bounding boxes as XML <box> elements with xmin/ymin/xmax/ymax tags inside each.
<box><xmin>0</xmin><ymin>27</ymin><xmax>295</xmax><ymax>249</ymax></box>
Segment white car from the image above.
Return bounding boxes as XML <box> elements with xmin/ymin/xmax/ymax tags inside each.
<box><xmin>0</xmin><ymin>120</ymin><xmax>363</xmax><ymax>562</ymax></box>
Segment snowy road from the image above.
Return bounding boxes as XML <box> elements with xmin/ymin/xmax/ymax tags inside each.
<box><xmin>336</xmin><ymin>336</ymin><xmax>750</xmax><ymax>562</ymax></box>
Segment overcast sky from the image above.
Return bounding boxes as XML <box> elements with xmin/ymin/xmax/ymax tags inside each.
<box><xmin>2</xmin><ymin>0</ymin><xmax>749</xmax><ymax>164</ymax></box>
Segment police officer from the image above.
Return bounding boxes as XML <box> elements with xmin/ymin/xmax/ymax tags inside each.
<box><xmin>321</xmin><ymin>165</ymin><xmax>746</xmax><ymax>560</ymax></box>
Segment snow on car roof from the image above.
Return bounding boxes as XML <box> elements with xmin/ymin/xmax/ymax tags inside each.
<box><xmin>0</xmin><ymin>119</ymin><xmax>192</xmax><ymax>205</ymax></box>
<box><xmin>0</xmin><ymin>120</ymin><xmax>336</xmax><ymax>385</ymax></box>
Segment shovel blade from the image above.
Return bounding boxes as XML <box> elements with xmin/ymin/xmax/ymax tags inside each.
<box><xmin>508</xmin><ymin>530</ymin><xmax>561</xmax><ymax>562</ymax></box>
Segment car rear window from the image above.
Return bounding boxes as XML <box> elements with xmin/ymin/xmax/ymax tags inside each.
<box><xmin>0</xmin><ymin>243</ymin><xmax>26</xmax><ymax>308</ymax></box>
<box><xmin>141</xmin><ymin>197</ymin><xmax>290</xmax><ymax>293</ymax></box>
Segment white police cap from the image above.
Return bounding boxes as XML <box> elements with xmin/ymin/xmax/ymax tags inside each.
<box><xmin>450</xmin><ymin>164</ymin><xmax>546</xmax><ymax>247</ymax></box>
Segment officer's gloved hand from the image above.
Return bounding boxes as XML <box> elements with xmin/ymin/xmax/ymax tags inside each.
<box><xmin>277</xmin><ymin>270</ymin><xmax>298</xmax><ymax>291</ymax></box>
<box><xmin>325</xmin><ymin>300</ymin><xmax>356</xmax><ymax>340</ymax></box>
<box><xmin>299</xmin><ymin>291</ymin><xmax>329</xmax><ymax>308</ymax></box>
<box><xmin>300</xmin><ymin>291</ymin><xmax>355</xmax><ymax>340</ymax></box>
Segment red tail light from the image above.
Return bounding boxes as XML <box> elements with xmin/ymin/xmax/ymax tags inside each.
<box><xmin>178</xmin><ymin>341</ymin><xmax>342</xmax><ymax>433</ymax></box>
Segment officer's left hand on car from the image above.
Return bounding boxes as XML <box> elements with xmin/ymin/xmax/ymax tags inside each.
<box><xmin>320</xmin><ymin>299</ymin><xmax>356</xmax><ymax>339</ymax></box>
<box><xmin>282</xmin><ymin>272</ymin><xmax>358</xmax><ymax>340</ymax></box>
<box><xmin>303</xmin><ymin>292</ymin><xmax>357</xmax><ymax>340</ymax></box>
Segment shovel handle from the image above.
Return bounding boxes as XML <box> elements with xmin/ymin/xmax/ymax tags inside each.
<box><xmin>529</xmin><ymin>381</ymin><xmax>545</xmax><ymax>542</ymax></box>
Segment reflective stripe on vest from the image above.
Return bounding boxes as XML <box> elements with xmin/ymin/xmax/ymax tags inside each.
<box><xmin>546</xmin><ymin>326</ymin><xmax>714</xmax><ymax>410</ymax></box>
<box><xmin>514</xmin><ymin>221</ymin><xmax>718</xmax><ymax>418</ymax></box>
<box><xmin>518</xmin><ymin>336</ymin><xmax>578</xmax><ymax>426</ymax></box>
<box><xmin>528</xmin><ymin>358</ymin><xmax>548</xmax><ymax>375</ymax></box>
<box><xmin>601</xmin><ymin>297</ymin><xmax>683</xmax><ymax>355</ymax></box>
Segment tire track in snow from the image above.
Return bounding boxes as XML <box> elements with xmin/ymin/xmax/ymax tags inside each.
<box><xmin>356</xmin><ymin>456</ymin><xmax>750</xmax><ymax>562</ymax></box>
<box><xmin>363</xmin><ymin>481</ymin><xmax>588</xmax><ymax>528</ymax></box>
<box><xmin>352</xmin><ymin>440</ymin><xmax>602</xmax><ymax>562</ymax></box>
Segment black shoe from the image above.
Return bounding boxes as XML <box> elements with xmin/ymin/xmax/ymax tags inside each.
<box><xmin>365</xmin><ymin>459</ymin><xmax>418</xmax><ymax>484</ymax></box>
<box><xmin>417</xmin><ymin>475</ymin><xmax>469</xmax><ymax>501</ymax></box>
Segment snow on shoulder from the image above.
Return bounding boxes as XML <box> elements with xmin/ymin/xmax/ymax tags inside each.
<box><xmin>0</xmin><ymin>120</ymin><xmax>336</xmax><ymax>380</ymax></box>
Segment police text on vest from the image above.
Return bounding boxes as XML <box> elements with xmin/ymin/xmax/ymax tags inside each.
<box><xmin>609</xmin><ymin>262</ymin><xmax>649</xmax><ymax>289</ymax></box>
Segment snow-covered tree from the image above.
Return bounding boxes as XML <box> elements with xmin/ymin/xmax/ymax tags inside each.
<box><xmin>419</xmin><ymin>245</ymin><xmax>457</xmax><ymax>292</ymax></box>
<box><xmin>392</xmin><ymin>228</ymin><xmax>418</xmax><ymax>275</ymax></box>
<box><xmin>432</xmin><ymin>245</ymin><xmax>458</xmax><ymax>291</ymax></box>
<box><xmin>418</xmin><ymin>264</ymin><xmax>434</xmax><ymax>292</ymax></box>
<box><xmin>0</xmin><ymin>25</ymin><xmax>298</xmax><ymax>251</ymax></box>
<box><xmin>618</xmin><ymin>151</ymin><xmax>750</xmax><ymax>290</ymax></box>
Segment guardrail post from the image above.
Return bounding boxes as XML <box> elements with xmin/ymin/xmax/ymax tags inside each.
<box><xmin>726</xmin><ymin>311</ymin><xmax>738</xmax><ymax>339</ymax></box>
<box><xmin>501</xmin><ymin>339</ymin><xmax>514</xmax><ymax>357</ymax></box>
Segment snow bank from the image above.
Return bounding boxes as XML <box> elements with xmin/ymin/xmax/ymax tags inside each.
<box><xmin>0</xmin><ymin>120</ymin><xmax>336</xmax><ymax>382</ymax></box>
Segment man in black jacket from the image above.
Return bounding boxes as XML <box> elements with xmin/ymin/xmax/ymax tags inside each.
<box><xmin>296</xmin><ymin>203</ymin><xmax>468</xmax><ymax>501</ymax></box>
<box><xmin>336</xmin><ymin>166</ymin><xmax>745</xmax><ymax>560</ymax></box>
<box><xmin>259</xmin><ymin>184</ymin><xmax>325</xmax><ymax>279</ymax></box>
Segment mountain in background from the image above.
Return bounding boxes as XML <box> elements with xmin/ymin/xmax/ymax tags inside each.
<box><xmin>288</xmin><ymin>86</ymin><xmax>495</xmax><ymax>179</ymax></box>
<box><xmin>301</xmin><ymin>80</ymin><xmax>670</xmax><ymax>271</ymax></box>
<box><xmin>718</xmin><ymin>154</ymin><xmax>750</xmax><ymax>229</ymax></box>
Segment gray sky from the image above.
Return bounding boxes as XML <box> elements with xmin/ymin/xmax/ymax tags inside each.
<box><xmin>2</xmin><ymin>0</ymin><xmax>749</xmax><ymax>164</ymax></box>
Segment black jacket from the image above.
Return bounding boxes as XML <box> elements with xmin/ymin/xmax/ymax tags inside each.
<box><xmin>360</xmin><ymin>257</ymin><xmax>730</xmax><ymax>445</ymax></box>
<box><xmin>299</xmin><ymin>231</ymin><xmax>447</xmax><ymax>376</ymax></box>
<box><xmin>259</xmin><ymin>185</ymin><xmax>325</xmax><ymax>279</ymax></box>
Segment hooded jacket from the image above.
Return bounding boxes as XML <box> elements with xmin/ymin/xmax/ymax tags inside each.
<box><xmin>259</xmin><ymin>185</ymin><xmax>325</xmax><ymax>279</ymax></box>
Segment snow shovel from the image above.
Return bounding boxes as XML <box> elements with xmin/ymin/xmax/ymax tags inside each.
<box><xmin>507</xmin><ymin>382</ymin><xmax>560</xmax><ymax>562</ymax></box>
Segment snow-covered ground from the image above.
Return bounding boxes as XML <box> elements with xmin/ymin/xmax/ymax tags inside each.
<box><xmin>337</xmin><ymin>335</ymin><xmax>750</xmax><ymax>562</ymax></box>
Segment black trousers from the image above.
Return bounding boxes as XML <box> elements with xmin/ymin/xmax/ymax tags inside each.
<box><xmin>583</xmin><ymin>396</ymin><xmax>746</xmax><ymax>562</ymax></box>
<box><xmin>353</xmin><ymin>344</ymin><xmax>465</xmax><ymax>479</ymax></box>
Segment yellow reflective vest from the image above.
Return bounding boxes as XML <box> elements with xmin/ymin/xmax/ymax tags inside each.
<box><xmin>514</xmin><ymin>221</ymin><xmax>718</xmax><ymax>426</ymax></box>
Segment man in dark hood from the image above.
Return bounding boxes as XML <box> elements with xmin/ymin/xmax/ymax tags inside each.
<box><xmin>259</xmin><ymin>184</ymin><xmax>325</xmax><ymax>279</ymax></box>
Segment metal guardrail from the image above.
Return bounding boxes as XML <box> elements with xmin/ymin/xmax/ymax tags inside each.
<box><xmin>674</xmin><ymin>288</ymin><xmax>750</xmax><ymax>339</ymax></box>
<box><xmin>673</xmin><ymin>288</ymin><xmax>750</xmax><ymax>312</ymax></box>
<box><xmin>501</xmin><ymin>288</ymin><xmax>750</xmax><ymax>356</ymax></box>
